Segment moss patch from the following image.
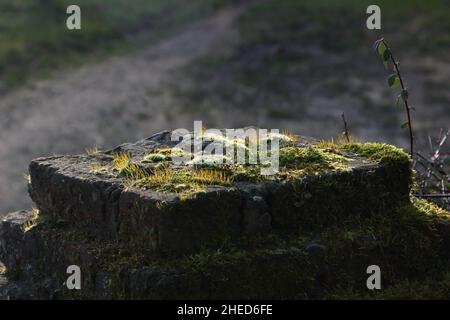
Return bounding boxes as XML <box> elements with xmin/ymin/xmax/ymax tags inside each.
<box><xmin>279</xmin><ymin>146</ymin><xmax>351</xmax><ymax>174</ymax></box>
<box><xmin>340</xmin><ymin>143</ymin><xmax>411</xmax><ymax>168</ymax></box>
<box><xmin>103</xmin><ymin>141</ymin><xmax>413</xmax><ymax>197</ymax></box>
<box><xmin>132</xmin><ymin>167</ymin><xmax>232</xmax><ymax>193</ymax></box>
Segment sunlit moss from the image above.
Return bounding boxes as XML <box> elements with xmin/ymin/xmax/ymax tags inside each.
<box><xmin>142</xmin><ymin>153</ymin><xmax>166</xmax><ymax>163</ymax></box>
<box><xmin>144</xmin><ymin>148</ymin><xmax>191</xmax><ymax>162</ymax></box>
<box><xmin>112</xmin><ymin>152</ymin><xmax>131</xmax><ymax>172</ymax></box>
<box><xmin>340</xmin><ymin>142</ymin><xmax>411</xmax><ymax>167</ymax></box>
<box><xmin>187</xmin><ymin>154</ymin><xmax>232</xmax><ymax>166</ymax></box>
<box><xmin>108</xmin><ymin>141</ymin><xmax>413</xmax><ymax>196</ymax></box>
<box><xmin>279</xmin><ymin>146</ymin><xmax>351</xmax><ymax>174</ymax></box>
<box><xmin>133</xmin><ymin>167</ymin><xmax>232</xmax><ymax>194</ymax></box>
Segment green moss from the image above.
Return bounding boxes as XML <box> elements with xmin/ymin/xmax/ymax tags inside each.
<box><xmin>279</xmin><ymin>146</ymin><xmax>351</xmax><ymax>173</ymax></box>
<box><xmin>134</xmin><ymin>167</ymin><xmax>232</xmax><ymax>194</ymax></box>
<box><xmin>142</xmin><ymin>153</ymin><xmax>167</xmax><ymax>162</ymax></box>
<box><xmin>0</xmin><ymin>0</ymin><xmax>229</xmax><ymax>87</ymax></box>
<box><xmin>108</xmin><ymin>142</ymin><xmax>412</xmax><ymax>194</ymax></box>
<box><xmin>229</xmin><ymin>164</ymin><xmax>270</xmax><ymax>182</ymax></box>
<box><xmin>340</xmin><ymin>143</ymin><xmax>411</xmax><ymax>167</ymax></box>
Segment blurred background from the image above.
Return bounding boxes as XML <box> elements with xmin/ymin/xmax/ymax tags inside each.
<box><xmin>0</xmin><ymin>0</ymin><xmax>449</xmax><ymax>213</ymax></box>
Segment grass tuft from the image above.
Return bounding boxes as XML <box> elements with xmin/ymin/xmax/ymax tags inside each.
<box><xmin>85</xmin><ymin>145</ymin><xmax>102</xmax><ymax>155</ymax></box>
<box><xmin>113</xmin><ymin>153</ymin><xmax>131</xmax><ymax>172</ymax></box>
<box><xmin>134</xmin><ymin>167</ymin><xmax>232</xmax><ymax>193</ymax></box>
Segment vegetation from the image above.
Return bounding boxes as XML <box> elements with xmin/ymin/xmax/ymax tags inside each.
<box><xmin>413</xmin><ymin>130</ymin><xmax>450</xmax><ymax>209</ymax></box>
<box><xmin>373</xmin><ymin>38</ymin><xmax>414</xmax><ymax>156</ymax></box>
<box><xmin>134</xmin><ymin>167</ymin><xmax>232</xmax><ymax>193</ymax></box>
<box><xmin>279</xmin><ymin>146</ymin><xmax>350</xmax><ymax>173</ymax></box>
<box><xmin>93</xmin><ymin>134</ymin><xmax>414</xmax><ymax>201</ymax></box>
<box><xmin>0</xmin><ymin>0</ymin><xmax>228</xmax><ymax>86</ymax></box>
<box><xmin>340</xmin><ymin>143</ymin><xmax>411</xmax><ymax>167</ymax></box>
<box><xmin>238</xmin><ymin>0</ymin><xmax>450</xmax><ymax>55</ymax></box>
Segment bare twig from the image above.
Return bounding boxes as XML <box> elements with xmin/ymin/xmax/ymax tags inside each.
<box><xmin>413</xmin><ymin>130</ymin><xmax>450</xmax><ymax>208</ymax></box>
<box><xmin>432</xmin><ymin>129</ymin><xmax>450</xmax><ymax>161</ymax></box>
<box><xmin>341</xmin><ymin>112</ymin><xmax>350</xmax><ymax>143</ymax></box>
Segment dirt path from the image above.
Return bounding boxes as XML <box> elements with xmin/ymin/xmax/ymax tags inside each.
<box><xmin>0</xmin><ymin>7</ymin><xmax>244</xmax><ymax>213</ymax></box>
<box><xmin>1</xmin><ymin>4</ymin><xmax>449</xmax><ymax>214</ymax></box>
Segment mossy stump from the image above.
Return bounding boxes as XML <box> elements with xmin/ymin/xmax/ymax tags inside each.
<box><xmin>2</xmin><ymin>130</ymin><xmax>450</xmax><ymax>299</ymax></box>
<box><xmin>27</xmin><ymin>131</ymin><xmax>410</xmax><ymax>254</ymax></box>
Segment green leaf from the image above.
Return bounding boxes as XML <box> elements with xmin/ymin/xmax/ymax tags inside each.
<box><xmin>400</xmin><ymin>121</ymin><xmax>409</xmax><ymax>129</ymax></box>
<box><xmin>401</xmin><ymin>89</ymin><xmax>408</xmax><ymax>101</ymax></box>
<box><xmin>377</xmin><ymin>41</ymin><xmax>387</xmax><ymax>56</ymax></box>
<box><xmin>383</xmin><ymin>48</ymin><xmax>391</xmax><ymax>61</ymax></box>
<box><xmin>387</xmin><ymin>74</ymin><xmax>400</xmax><ymax>89</ymax></box>
<box><xmin>373</xmin><ymin>39</ymin><xmax>382</xmax><ymax>51</ymax></box>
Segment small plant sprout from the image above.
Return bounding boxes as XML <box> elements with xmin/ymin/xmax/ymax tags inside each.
<box><xmin>112</xmin><ymin>153</ymin><xmax>131</xmax><ymax>172</ymax></box>
<box><xmin>123</xmin><ymin>163</ymin><xmax>149</xmax><ymax>183</ymax></box>
<box><xmin>23</xmin><ymin>207</ymin><xmax>40</xmax><ymax>231</ymax></box>
<box><xmin>281</xmin><ymin>129</ymin><xmax>299</xmax><ymax>143</ymax></box>
<box><xmin>373</xmin><ymin>37</ymin><xmax>414</xmax><ymax>157</ymax></box>
<box><xmin>112</xmin><ymin>152</ymin><xmax>149</xmax><ymax>182</ymax></box>
<box><xmin>85</xmin><ymin>144</ymin><xmax>101</xmax><ymax>155</ymax></box>
<box><xmin>22</xmin><ymin>173</ymin><xmax>31</xmax><ymax>183</ymax></box>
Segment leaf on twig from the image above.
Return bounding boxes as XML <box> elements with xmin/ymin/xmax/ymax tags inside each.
<box><xmin>401</xmin><ymin>121</ymin><xmax>409</xmax><ymax>129</ymax></box>
<box><xmin>383</xmin><ymin>48</ymin><xmax>391</xmax><ymax>61</ymax></box>
<box><xmin>388</xmin><ymin>74</ymin><xmax>400</xmax><ymax>89</ymax></box>
<box><xmin>377</xmin><ymin>41</ymin><xmax>387</xmax><ymax>56</ymax></box>
<box><xmin>373</xmin><ymin>39</ymin><xmax>382</xmax><ymax>51</ymax></box>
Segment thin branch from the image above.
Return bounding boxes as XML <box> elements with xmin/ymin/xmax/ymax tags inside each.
<box><xmin>381</xmin><ymin>39</ymin><xmax>414</xmax><ymax>157</ymax></box>
<box><xmin>432</xmin><ymin>128</ymin><xmax>450</xmax><ymax>161</ymax></box>
<box><xmin>341</xmin><ymin>112</ymin><xmax>350</xmax><ymax>143</ymax></box>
